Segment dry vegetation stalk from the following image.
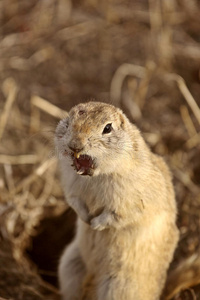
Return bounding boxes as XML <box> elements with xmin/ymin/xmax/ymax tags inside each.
<box><xmin>175</xmin><ymin>75</ymin><xmax>200</xmax><ymax>125</ymax></box>
<box><xmin>10</xmin><ymin>158</ymin><xmax>57</xmax><ymax>196</ymax></box>
<box><xmin>185</xmin><ymin>133</ymin><xmax>200</xmax><ymax>149</ymax></box>
<box><xmin>180</xmin><ymin>105</ymin><xmax>197</xmax><ymax>137</ymax></box>
<box><xmin>0</xmin><ymin>154</ymin><xmax>39</xmax><ymax>165</ymax></box>
<box><xmin>0</xmin><ymin>78</ymin><xmax>18</xmax><ymax>141</ymax></box>
<box><xmin>165</xmin><ymin>254</ymin><xmax>200</xmax><ymax>300</ymax></box>
<box><xmin>110</xmin><ymin>63</ymin><xmax>145</xmax><ymax>106</ymax></box>
<box><xmin>164</xmin><ymin>72</ymin><xmax>200</xmax><ymax>125</ymax></box>
<box><xmin>31</xmin><ymin>96</ymin><xmax>68</xmax><ymax>119</ymax></box>
<box><xmin>1</xmin><ymin>0</ymin><xmax>200</xmax><ymax>299</ymax></box>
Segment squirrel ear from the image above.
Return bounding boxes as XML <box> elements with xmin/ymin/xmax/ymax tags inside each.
<box><xmin>119</xmin><ymin>114</ymin><xmax>125</xmax><ymax>129</ymax></box>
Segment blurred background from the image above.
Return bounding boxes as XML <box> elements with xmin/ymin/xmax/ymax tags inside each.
<box><xmin>0</xmin><ymin>0</ymin><xmax>200</xmax><ymax>299</ymax></box>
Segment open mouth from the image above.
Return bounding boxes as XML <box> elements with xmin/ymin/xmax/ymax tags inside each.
<box><xmin>72</xmin><ymin>154</ymin><xmax>95</xmax><ymax>176</ymax></box>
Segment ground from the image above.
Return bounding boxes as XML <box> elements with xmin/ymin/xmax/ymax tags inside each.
<box><xmin>0</xmin><ymin>0</ymin><xmax>200</xmax><ymax>299</ymax></box>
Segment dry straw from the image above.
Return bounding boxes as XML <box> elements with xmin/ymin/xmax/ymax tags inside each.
<box><xmin>0</xmin><ymin>78</ymin><xmax>18</xmax><ymax>141</ymax></box>
<box><xmin>1</xmin><ymin>0</ymin><xmax>200</xmax><ymax>299</ymax></box>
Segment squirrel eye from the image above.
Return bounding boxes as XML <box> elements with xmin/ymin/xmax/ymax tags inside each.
<box><xmin>65</xmin><ymin>119</ymin><xmax>69</xmax><ymax>128</ymax></box>
<box><xmin>102</xmin><ymin>123</ymin><xmax>112</xmax><ymax>134</ymax></box>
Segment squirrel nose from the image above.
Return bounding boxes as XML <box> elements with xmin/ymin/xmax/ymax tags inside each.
<box><xmin>68</xmin><ymin>145</ymin><xmax>83</xmax><ymax>153</ymax></box>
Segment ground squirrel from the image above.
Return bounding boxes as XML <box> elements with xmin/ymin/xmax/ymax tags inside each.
<box><xmin>55</xmin><ymin>101</ymin><xmax>179</xmax><ymax>300</ymax></box>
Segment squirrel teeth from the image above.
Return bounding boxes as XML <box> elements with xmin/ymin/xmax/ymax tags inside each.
<box><xmin>77</xmin><ymin>168</ymin><xmax>85</xmax><ymax>175</ymax></box>
<box><xmin>74</xmin><ymin>152</ymin><xmax>80</xmax><ymax>159</ymax></box>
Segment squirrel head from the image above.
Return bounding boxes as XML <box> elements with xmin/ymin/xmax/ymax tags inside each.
<box><xmin>55</xmin><ymin>101</ymin><xmax>139</xmax><ymax>176</ymax></box>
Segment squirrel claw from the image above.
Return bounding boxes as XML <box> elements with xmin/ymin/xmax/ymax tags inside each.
<box><xmin>90</xmin><ymin>217</ymin><xmax>107</xmax><ymax>231</ymax></box>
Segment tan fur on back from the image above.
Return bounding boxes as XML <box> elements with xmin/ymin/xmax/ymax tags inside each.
<box><xmin>55</xmin><ymin>101</ymin><xmax>179</xmax><ymax>300</ymax></box>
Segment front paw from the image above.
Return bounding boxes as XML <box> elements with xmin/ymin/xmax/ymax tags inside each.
<box><xmin>90</xmin><ymin>216</ymin><xmax>107</xmax><ymax>231</ymax></box>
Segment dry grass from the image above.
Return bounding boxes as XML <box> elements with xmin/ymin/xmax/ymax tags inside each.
<box><xmin>0</xmin><ymin>0</ymin><xmax>200</xmax><ymax>299</ymax></box>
